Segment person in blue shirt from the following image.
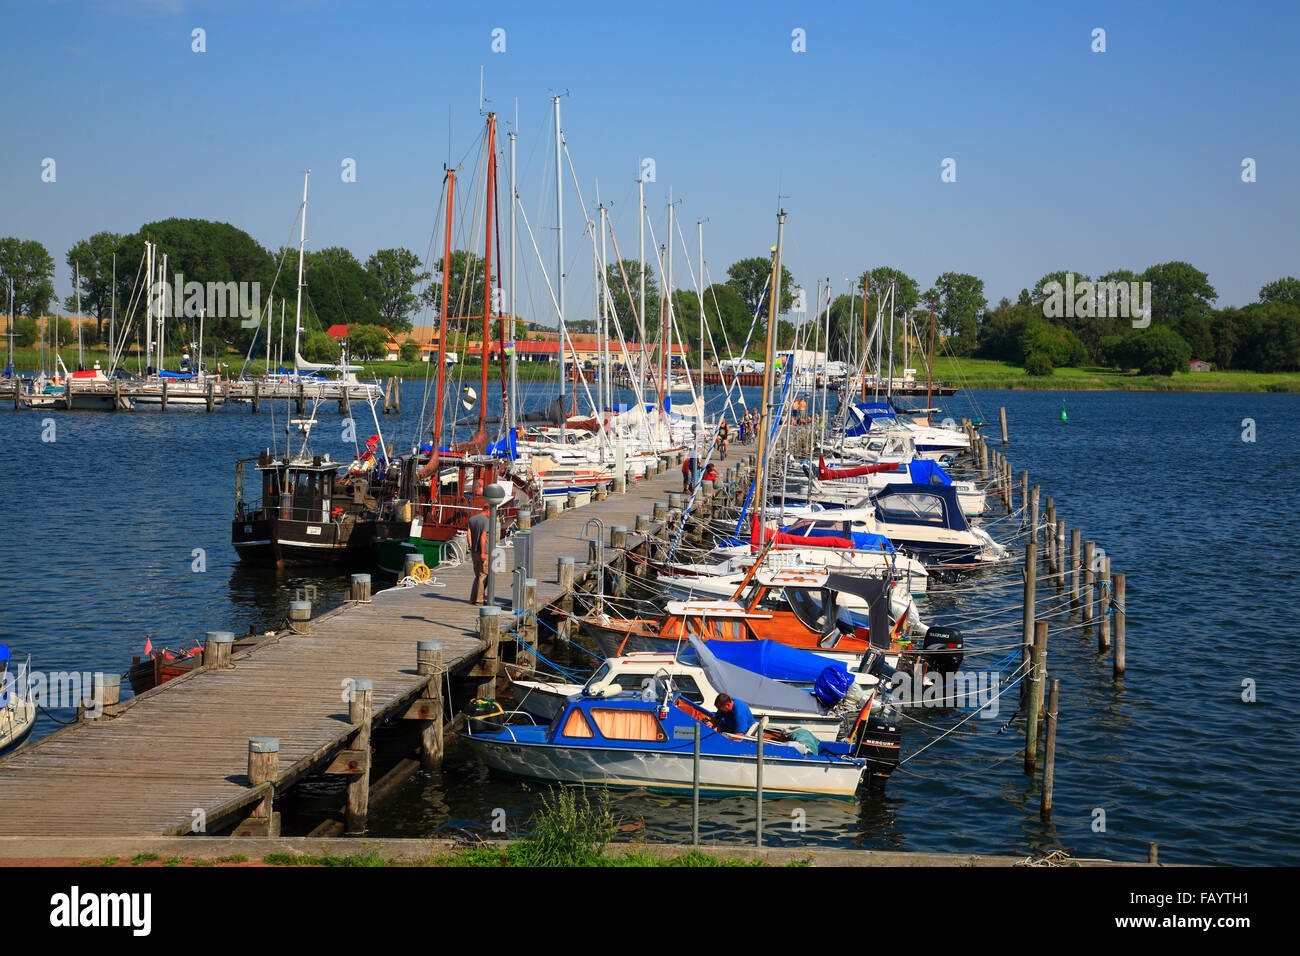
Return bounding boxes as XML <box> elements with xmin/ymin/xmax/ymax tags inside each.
<box><xmin>707</xmin><ymin>693</ymin><xmax>754</xmax><ymax>735</ymax></box>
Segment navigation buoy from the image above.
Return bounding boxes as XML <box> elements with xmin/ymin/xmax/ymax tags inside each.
<box><xmin>1060</xmin><ymin>399</ymin><xmax>1068</xmax><ymax>422</ymax></box>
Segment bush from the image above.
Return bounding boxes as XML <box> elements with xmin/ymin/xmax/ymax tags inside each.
<box><xmin>1132</xmin><ymin>325</ymin><xmax>1192</xmax><ymax>376</ymax></box>
<box><xmin>1023</xmin><ymin>352</ymin><xmax>1054</xmax><ymax>376</ymax></box>
<box><xmin>510</xmin><ymin>786</ymin><xmax>615</xmax><ymax>867</ymax></box>
<box><xmin>399</xmin><ymin>341</ymin><xmax>421</xmax><ymax>363</ymax></box>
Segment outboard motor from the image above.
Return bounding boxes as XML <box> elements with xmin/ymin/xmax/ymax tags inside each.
<box><xmin>849</xmin><ymin>695</ymin><xmax>900</xmax><ymax>785</ymax></box>
<box><xmin>922</xmin><ymin>625</ymin><xmax>964</xmax><ymax>678</ymax></box>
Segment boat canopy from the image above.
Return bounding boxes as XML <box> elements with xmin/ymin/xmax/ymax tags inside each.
<box><xmin>872</xmin><ymin>482</ymin><xmax>970</xmax><ymax>533</ymax></box>
<box><xmin>688</xmin><ymin>637</ymin><xmax>827</xmax><ymax>716</ymax></box>
<box><xmin>843</xmin><ymin>402</ymin><xmax>899</xmax><ymax>438</ymax></box>
<box><xmin>779</xmin><ymin>518</ymin><xmax>898</xmax><ymax>554</ymax></box>
<box><xmin>907</xmin><ymin>458</ymin><xmax>953</xmax><ymax>486</ymax></box>
<box><xmin>701</xmin><ymin>637</ymin><xmax>850</xmax><ymax>687</ymax></box>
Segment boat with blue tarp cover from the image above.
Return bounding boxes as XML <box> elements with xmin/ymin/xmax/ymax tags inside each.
<box><xmin>464</xmin><ymin>666</ymin><xmax>900</xmax><ymax>796</ymax></box>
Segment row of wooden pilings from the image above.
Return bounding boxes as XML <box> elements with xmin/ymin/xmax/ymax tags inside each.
<box><xmin>965</xmin><ymin>410</ymin><xmax>1133</xmax><ymax>844</ymax></box>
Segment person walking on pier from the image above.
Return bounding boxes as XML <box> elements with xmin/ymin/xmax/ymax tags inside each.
<box><xmin>468</xmin><ymin>510</ymin><xmax>489</xmax><ymax>605</ymax></box>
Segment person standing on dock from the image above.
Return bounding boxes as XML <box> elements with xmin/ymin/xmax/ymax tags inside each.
<box><xmin>468</xmin><ymin>510</ymin><xmax>489</xmax><ymax>605</ymax></box>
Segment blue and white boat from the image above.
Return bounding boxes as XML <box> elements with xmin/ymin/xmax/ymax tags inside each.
<box><xmin>464</xmin><ymin>669</ymin><xmax>900</xmax><ymax>796</ymax></box>
<box><xmin>0</xmin><ymin>645</ymin><xmax>35</xmax><ymax>755</ymax></box>
<box><xmin>779</xmin><ymin>484</ymin><xmax>1006</xmax><ymax>569</ymax></box>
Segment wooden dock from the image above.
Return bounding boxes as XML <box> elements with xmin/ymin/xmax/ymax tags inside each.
<box><xmin>0</xmin><ymin>464</ymin><xmax>687</xmax><ymax>836</ymax></box>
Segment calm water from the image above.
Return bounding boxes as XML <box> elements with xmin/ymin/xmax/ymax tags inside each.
<box><xmin>1</xmin><ymin>381</ymin><xmax>1296</xmax><ymax>865</ymax></box>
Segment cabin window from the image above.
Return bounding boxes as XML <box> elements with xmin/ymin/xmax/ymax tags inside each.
<box><xmin>589</xmin><ymin>708</ymin><xmax>667</xmax><ymax>742</ymax></box>
<box><xmin>610</xmin><ymin>673</ymin><xmax>704</xmax><ymax>704</ymax></box>
<box><xmin>561</xmin><ymin>708</ymin><xmax>594</xmax><ymax>738</ymax></box>
<box><xmin>878</xmin><ymin>492</ymin><xmax>945</xmax><ymax>524</ymax></box>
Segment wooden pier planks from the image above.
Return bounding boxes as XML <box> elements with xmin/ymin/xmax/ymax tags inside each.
<box><xmin>0</xmin><ymin>466</ymin><xmax>682</xmax><ymax>835</ymax></box>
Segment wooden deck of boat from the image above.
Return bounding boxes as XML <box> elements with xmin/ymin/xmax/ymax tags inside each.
<box><xmin>0</xmin><ymin>466</ymin><xmax>686</xmax><ymax>836</ymax></box>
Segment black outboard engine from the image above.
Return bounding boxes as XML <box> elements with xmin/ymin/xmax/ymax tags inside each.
<box><xmin>849</xmin><ymin>695</ymin><xmax>901</xmax><ymax>786</ymax></box>
<box><xmin>922</xmin><ymin>625</ymin><xmax>965</xmax><ymax>678</ymax></box>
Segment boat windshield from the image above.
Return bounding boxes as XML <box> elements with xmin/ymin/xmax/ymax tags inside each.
<box><xmin>785</xmin><ymin>586</ymin><xmax>827</xmax><ymax>633</ymax></box>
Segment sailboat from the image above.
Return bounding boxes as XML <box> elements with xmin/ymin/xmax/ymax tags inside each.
<box><xmin>378</xmin><ymin>113</ymin><xmax>540</xmax><ymax>573</ymax></box>
<box><xmin>0</xmin><ymin>645</ymin><xmax>35</xmax><ymax>755</ymax></box>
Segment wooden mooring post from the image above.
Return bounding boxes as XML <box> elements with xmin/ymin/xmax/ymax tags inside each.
<box><xmin>478</xmin><ymin>606</ymin><xmax>501</xmax><ymax>698</ymax></box>
<box><xmin>344</xmin><ymin>679</ymin><xmax>373</xmax><ymax>834</ymax></box>
<box><xmin>1054</xmin><ymin>519</ymin><xmax>1066</xmax><ymax>590</ymax></box>
<box><xmin>999</xmin><ymin>406</ymin><xmax>1008</xmax><ymax>444</ymax></box>
<box><xmin>1021</xmin><ymin>532</ymin><xmax>1037</xmax><ymax>706</ymax></box>
<box><xmin>1069</xmin><ymin>528</ymin><xmax>1081</xmax><ymax>608</ymax></box>
<box><xmin>1082</xmin><ymin>541</ymin><xmax>1096</xmax><ymax>626</ymax></box>
<box><xmin>243</xmin><ymin>737</ymin><xmax>280</xmax><ymax>836</ymax></box>
<box><xmin>1040</xmin><ymin>678</ymin><xmax>1060</xmax><ymax>822</ymax></box>
<box><xmin>1025</xmin><ymin>621</ymin><xmax>1048</xmax><ymax>772</ymax></box>
<box><xmin>1099</xmin><ymin>556</ymin><xmax>1112</xmax><ymax>652</ymax></box>
<box><xmin>1113</xmin><ymin>573</ymin><xmax>1127</xmax><ymax>680</ymax></box>
<box><xmin>413</xmin><ymin>640</ymin><xmax>444</xmax><ymax>768</ymax></box>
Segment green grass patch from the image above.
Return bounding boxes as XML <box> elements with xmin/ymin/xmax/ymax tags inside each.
<box><xmin>129</xmin><ymin>852</ymin><xmax>160</xmax><ymax>865</ymax></box>
<box><xmin>932</xmin><ymin>356</ymin><xmax>1300</xmax><ymax>392</ymax></box>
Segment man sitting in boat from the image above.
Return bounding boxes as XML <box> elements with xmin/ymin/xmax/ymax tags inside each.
<box><xmin>703</xmin><ymin>693</ymin><xmax>754</xmax><ymax>736</ymax></box>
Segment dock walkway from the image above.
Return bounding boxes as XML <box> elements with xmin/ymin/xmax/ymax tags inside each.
<box><xmin>0</xmin><ymin>466</ymin><xmax>685</xmax><ymax>835</ymax></box>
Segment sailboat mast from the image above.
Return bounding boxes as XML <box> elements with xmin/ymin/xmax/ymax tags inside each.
<box><xmin>598</xmin><ymin>202</ymin><xmax>609</xmax><ymax>446</ymax></box>
<box><xmin>753</xmin><ymin>212</ymin><xmax>786</xmax><ymax>542</ymax></box>
<box><xmin>861</xmin><ymin>273</ymin><xmax>869</xmax><ymax>402</ymax></box>
<box><xmin>109</xmin><ymin>253</ymin><xmax>116</xmax><ymax>373</ymax></box>
<box><xmin>75</xmin><ymin>262</ymin><xmax>83</xmax><ymax>370</ymax></box>
<box><xmin>419</xmin><ymin>169</ymin><xmax>456</xmax><ymax>483</ymax></box>
<box><xmin>145</xmin><ymin>242</ymin><xmax>154</xmax><ymax>374</ymax></box>
<box><xmin>479</xmin><ymin>113</ymin><xmax>496</xmax><ymax>444</ymax></box>
<box><xmin>293</xmin><ymin>170</ymin><xmax>310</xmax><ymax>376</ymax></box>
<box><xmin>553</xmin><ymin>96</ymin><xmax>567</xmax><ymax>441</ymax></box>
<box><xmin>638</xmin><ymin>175</ymin><xmax>646</xmax><ymax>388</ymax></box>
<box><xmin>158</xmin><ymin>253</ymin><xmax>167</xmax><ymax>372</ymax></box>
<box><xmin>508</xmin><ymin>126</ymin><xmax>517</xmax><ymax>436</ymax></box>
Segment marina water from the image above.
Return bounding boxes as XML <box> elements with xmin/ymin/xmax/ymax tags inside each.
<box><xmin>1</xmin><ymin>383</ymin><xmax>1295</xmax><ymax>864</ymax></box>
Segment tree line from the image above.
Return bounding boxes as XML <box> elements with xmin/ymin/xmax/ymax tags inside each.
<box><xmin>4</xmin><ymin>221</ymin><xmax>1297</xmax><ymax>375</ymax></box>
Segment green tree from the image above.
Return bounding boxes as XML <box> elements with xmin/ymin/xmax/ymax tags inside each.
<box><xmin>305</xmin><ymin>247</ymin><xmax>380</xmax><ymax>332</ymax></box>
<box><xmin>344</xmin><ymin>323</ymin><xmax>389</xmax><ymax>360</ymax></box>
<box><xmin>1024</xmin><ymin>352</ymin><xmax>1053</xmax><ymax>376</ymax></box>
<box><xmin>0</xmin><ymin>238</ymin><xmax>57</xmax><ymax>320</ymax></box>
<box><xmin>725</xmin><ymin>256</ymin><xmax>796</xmax><ymax>317</ymax></box>
<box><xmin>1112</xmin><ymin>325</ymin><xmax>1191</xmax><ymax>376</ymax></box>
<box><xmin>301</xmin><ymin>329</ymin><xmax>341</xmax><ymax>363</ymax></box>
<box><xmin>399</xmin><ymin>340</ymin><xmax>421</xmax><ymax>362</ymax></box>
<box><xmin>858</xmin><ymin>266</ymin><xmax>920</xmax><ymax>318</ymax></box>
<box><xmin>928</xmin><ymin>272</ymin><xmax>986</xmax><ymax>353</ymax></box>
<box><xmin>65</xmin><ymin>231</ymin><xmax>124</xmax><ymax>337</ymax></box>
<box><xmin>603</xmin><ymin>258</ymin><xmax>660</xmax><ymax>342</ymax></box>
<box><xmin>1259</xmin><ymin>277</ymin><xmax>1300</xmax><ymax>308</ymax></box>
<box><xmin>424</xmin><ymin>249</ymin><xmax>489</xmax><ymax>321</ymax></box>
<box><xmin>366</xmin><ymin>247</ymin><xmax>429</xmax><ymax>333</ymax></box>
<box><xmin>1141</xmin><ymin>261</ymin><xmax>1217</xmax><ymax>357</ymax></box>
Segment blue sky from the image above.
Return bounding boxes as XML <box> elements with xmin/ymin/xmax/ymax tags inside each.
<box><xmin>3</xmin><ymin>0</ymin><xmax>1297</xmax><ymax>326</ymax></box>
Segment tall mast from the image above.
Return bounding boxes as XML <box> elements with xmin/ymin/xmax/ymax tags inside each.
<box><xmin>479</xmin><ymin>112</ymin><xmax>496</xmax><ymax>444</ymax></box>
<box><xmin>553</xmin><ymin>95</ymin><xmax>566</xmax><ymax>440</ymax></box>
<box><xmin>638</xmin><ymin>175</ymin><xmax>646</xmax><ymax>387</ymax></box>
<box><xmin>697</xmin><ymin>219</ymin><xmax>704</xmax><ymax>406</ymax></box>
<box><xmin>158</xmin><ymin>253</ymin><xmax>167</xmax><ymax>372</ymax></box>
<box><xmin>861</xmin><ymin>273</ymin><xmax>869</xmax><ymax>402</ymax></box>
<box><xmin>598</xmin><ymin>202</ymin><xmax>608</xmax><ymax>449</ymax></box>
<box><xmin>293</xmin><ymin>170</ymin><xmax>310</xmax><ymax>376</ymax></box>
<box><xmin>109</xmin><ymin>253</ymin><xmax>116</xmax><ymax>372</ymax></box>
<box><xmin>753</xmin><ymin>211</ymin><xmax>786</xmax><ymax>542</ymax></box>
<box><xmin>508</xmin><ymin>125</ymin><xmax>517</xmax><ymax>435</ymax></box>
<box><xmin>75</xmin><ymin>262</ymin><xmax>83</xmax><ymax>369</ymax></box>
<box><xmin>886</xmin><ymin>281</ymin><xmax>896</xmax><ymax>403</ymax></box>
<box><xmin>926</xmin><ymin>298</ymin><xmax>935</xmax><ymax>423</ymax></box>
<box><xmin>420</xmin><ymin>168</ymin><xmax>455</xmax><ymax>482</ymax></box>
<box><xmin>145</xmin><ymin>242</ymin><xmax>153</xmax><ymax>374</ymax></box>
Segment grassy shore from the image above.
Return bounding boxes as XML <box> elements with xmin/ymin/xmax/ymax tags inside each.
<box><xmin>933</xmin><ymin>357</ymin><xmax>1300</xmax><ymax>392</ymax></box>
<box><xmin>9</xmin><ymin>347</ymin><xmax>1298</xmax><ymax>392</ymax></box>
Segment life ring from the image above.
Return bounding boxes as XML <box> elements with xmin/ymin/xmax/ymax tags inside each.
<box><xmin>409</xmin><ymin>562</ymin><xmax>431</xmax><ymax>582</ymax></box>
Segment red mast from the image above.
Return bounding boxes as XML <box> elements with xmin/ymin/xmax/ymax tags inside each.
<box><xmin>419</xmin><ymin>168</ymin><xmax>455</xmax><ymax>481</ymax></box>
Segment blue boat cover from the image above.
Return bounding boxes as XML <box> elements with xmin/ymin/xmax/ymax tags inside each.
<box><xmin>486</xmin><ymin>430</ymin><xmax>517</xmax><ymax>460</ymax></box>
<box><xmin>703</xmin><ymin>638</ymin><xmax>850</xmax><ymax>686</ymax></box>
<box><xmin>907</xmin><ymin>458</ymin><xmax>953</xmax><ymax>486</ymax></box>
